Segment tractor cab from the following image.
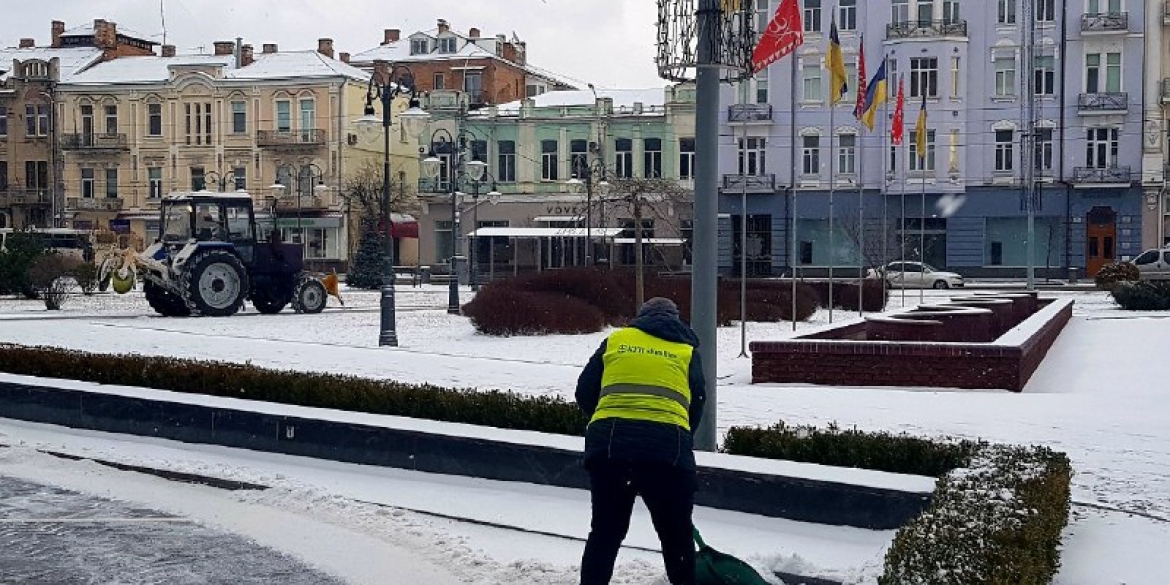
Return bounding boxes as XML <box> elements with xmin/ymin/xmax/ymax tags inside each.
<box><xmin>159</xmin><ymin>193</ymin><xmax>257</xmax><ymax>253</ymax></box>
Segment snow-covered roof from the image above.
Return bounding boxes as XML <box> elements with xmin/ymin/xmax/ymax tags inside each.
<box><xmin>0</xmin><ymin>46</ymin><xmax>104</xmax><ymax>82</ymax></box>
<box><xmin>225</xmin><ymin>51</ymin><xmax>369</xmax><ymax>82</ymax></box>
<box><xmin>486</xmin><ymin>88</ymin><xmax>668</xmax><ymax>116</ymax></box>
<box><xmin>62</xmin><ymin>51</ymin><xmax>369</xmax><ymax>86</ymax></box>
<box><xmin>60</xmin><ymin>23</ymin><xmax>151</xmax><ymax>41</ymax></box>
<box><xmin>64</xmin><ymin>54</ymin><xmax>234</xmax><ymax>85</ymax></box>
<box><xmin>350</xmin><ymin>40</ymin><xmax>495</xmax><ymax>64</ymax></box>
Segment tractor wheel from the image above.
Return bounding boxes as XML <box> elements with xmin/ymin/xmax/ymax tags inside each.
<box><xmin>181</xmin><ymin>249</ymin><xmax>249</xmax><ymax>317</ymax></box>
<box><xmin>144</xmin><ymin>281</ymin><xmax>191</xmax><ymax>317</ymax></box>
<box><xmin>292</xmin><ymin>277</ymin><xmax>328</xmax><ymax>314</ymax></box>
<box><xmin>251</xmin><ymin>290</ymin><xmax>290</xmax><ymax>314</ymax></box>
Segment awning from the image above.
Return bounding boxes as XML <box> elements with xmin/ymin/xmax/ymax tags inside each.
<box><xmin>532</xmin><ymin>215</ymin><xmax>583</xmax><ymax>222</ymax></box>
<box><xmin>378</xmin><ymin>213</ymin><xmax>419</xmax><ymax>239</ymax></box>
<box><xmin>611</xmin><ymin>238</ymin><xmax>687</xmax><ymax>245</ymax></box>
<box><xmin>469</xmin><ymin>227</ymin><xmax>624</xmax><ymax>238</ymax></box>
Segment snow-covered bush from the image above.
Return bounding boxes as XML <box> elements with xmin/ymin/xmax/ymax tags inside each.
<box><xmin>1094</xmin><ymin>261</ymin><xmax>1140</xmax><ymax>290</ymax></box>
<box><xmin>1110</xmin><ymin>280</ymin><xmax>1170</xmax><ymax>310</ymax></box>
<box><xmin>27</xmin><ymin>254</ymin><xmax>81</xmax><ymax>310</ymax></box>
<box><xmin>463</xmin><ymin>283</ymin><xmax>608</xmax><ymax>336</ymax></box>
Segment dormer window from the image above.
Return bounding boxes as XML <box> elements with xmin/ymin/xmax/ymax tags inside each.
<box><xmin>438</xmin><ymin>37</ymin><xmax>457</xmax><ymax>53</ymax></box>
<box><xmin>410</xmin><ymin>38</ymin><xmax>429</xmax><ymax>55</ymax></box>
<box><xmin>22</xmin><ymin>62</ymin><xmax>49</xmax><ymax>79</ymax></box>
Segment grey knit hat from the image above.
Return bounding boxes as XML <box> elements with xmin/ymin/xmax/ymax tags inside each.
<box><xmin>637</xmin><ymin>297</ymin><xmax>679</xmax><ymax>318</ymax></box>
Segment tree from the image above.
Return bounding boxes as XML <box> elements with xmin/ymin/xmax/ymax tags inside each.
<box><xmin>339</xmin><ymin>162</ymin><xmax>419</xmax><ymax>285</ymax></box>
<box><xmin>28</xmin><ymin>253</ymin><xmax>80</xmax><ymax>310</ymax></box>
<box><xmin>0</xmin><ymin>230</ymin><xmax>46</xmax><ymax>298</ymax></box>
<box><xmin>607</xmin><ymin>176</ymin><xmax>693</xmax><ymax>309</ymax></box>
<box><xmin>838</xmin><ymin>211</ymin><xmax>908</xmax><ymax>271</ymax></box>
<box><xmin>346</xmin><ymin>217</ymin><xmax>387</xmax><ymax>289</ymax></box>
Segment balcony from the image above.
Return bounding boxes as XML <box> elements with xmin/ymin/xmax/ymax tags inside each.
<box><xmin>728</xmin><ymin>104</ymin><xmax>773</xmax><ymax>123</ymax></box>
<box><xmin>256</xmin><ymin>129</ymin><xmax>327</xmax><ymax>150</ymax></box>
<box><xmin>60</xmin><ymin>133</ymin><xmax>128</xmax><ymax>152</ymax></box>
<box><xmin>885</xmin><ymin>19</ymin><xmax>968</xmax><ymax>40</ymax></box>
<box><xmin>1078</xmin><ymin>92</ymin><xmax>1128</xmax><ymax>114</ymax></box>
<box><xmin>1081</xmin><ymin>12</ymin><xmax>1128</xmax><ymax>33</ymax></box>
<box><xmin>274</xmin><ymin>195</ymin><xmax>331</xmax><ymax>212</ymax></box>
<box><xmin>1072</xmin><ymin>166</ymin><xmax>1132</xmax><ymax>187</ymax></box>
<box><xmin>1162</xmin><ymin>80</ymin><xmax>1170</xmax><ymax>103</ymax></box>
<box><xmin>67</xmin><ymin>197</ymin><xmax>124</xmax><ymax>212</ymax></box>
<box><xmin>0</xmin><ymin>189</ymin><xmax>51</xmax><ymax>207</ymax></box>
<box><xmin>721</xmin><ymin>174</ymin><xmax>777</xmax><ymax>193</ymax></box>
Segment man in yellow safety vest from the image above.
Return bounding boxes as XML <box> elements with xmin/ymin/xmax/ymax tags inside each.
<box><xmin>576</xmin><ymin>297</ymin><xmax>707</xmax><ymax>585</ymax></box>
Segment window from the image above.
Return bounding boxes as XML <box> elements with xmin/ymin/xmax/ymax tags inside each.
<box><xmin>1134</xmin><ymin>250</ymin><xmax>1159</xmax><ymax>265</ymax></box>
<box><xmin>570</xmin><ymin>139</ymin><xmax>588</xmax><ymax>178</ymax></box>
<box><xmin>615</xmin><ymin>138</ymin><xmax>634</xmax><ymax>178</ymax></box>
<box><xmin>942</xmin><ymin>0</ymin><xmax>960</xmax><ymax>23</ymax></box>
<box><xmin>299</xmin><ymin>99</ymin><xmax>315</xmax><ymax>141</ymax></box>
<box><xmin>643</xmin><ymin>138</ymin><xmax>662</xmax><ymax>178</ymax></box>
<box><xmin>103</xmin><ymin>105</ymin><xmax>117</xmax><ymax>135</ymax></box>
<box><xmin>184</xmin><ymin>102</ymin><xmax>211</xmax><ymax>145</ymax></box>
<box><xmin>81</xmin><ymin>168</ymin><xmax>95</xmax><ymax>198</ymax></box>
<box><xmin>1088</xmin><ymin>0</ymin><xmax>1122</xmax><ymax>15</ymax></box>
<box><xmin>755</xmin><ymin>67</ymin><xmax>769</xmax><ymax>103</ymax></box>
<box><xmin>948</xmin><ymin>129</ymin><xmax>960</xmax><ymax>172</ymax></box>
<box><xmin>541</xmin><ymin>139</ymin><xmax>559</xmax><ymax>181</ymax></box>
<box><xmin>25</xmin><ymin>105</ymin><xmax>49</xmax><ymax>137</ymax></box>
<box><xmin>470</xmin><ymin>140</ymin><xmax>488</xmax><ymax>165</ymax></box>
<box><xmin>889</xmin><ymin>144</ymin><xmax>898</xmax><ymax>174</ymax></box>
<box><xmin>1086</xmin><ymin>53</ymin><xmax>1122</xmax><ymax>93</ymax></box>
<box><xmin>464</xmin><ymin>71</ymin><xmax>483</xmax><ymax>102</ymax></box>
<box><xmin>994</xmin><ymin>130</ymin><xmax>1014</xmax><ymax>172</ymax></box>
<box><xmin>497</xmin><ymin>140</ymin><xmax>516</xmax><ymax>182</ymax></box>
<box><xmin>802</xmin><ymin>63</ymin><xmax>823</xmax><ymax>102</ymax></box>
<box><xmin>231</xmin><ymin>101</ymin><xmax>246</xmax><ymax>134</ymax></box>
<box><xmin>997</xmin><ymin>0</ymin><xmax>1016</xmax><ymax>24</ymax></box>
<box><xmin>843</xmin><ymin>62</ymin><xmax>857</xmax><ymax>103</ymax></box>
<box><xmin>434</xmin><ymin>220</ymin><xmax>453</xmax><ymax>262</ymax></box>
<box><xmin>740</xmin><ymin>137</ymin><xmax>767</xmax><ymax>176</ymax></box>
<box><xmin>433</xmin><ymin>73</ymin><xmax>445</xmax><ymax>90</ymax></box>
<box><xmin>105</xmin><ymin>168</ymin><xmax>118</xmax><ymax>198</ymax></box>
<box><xmin>438</xmin><ymin>37</ymin><xmax>457</xmax><ymax>53</ymax></box>
<box><xmin>410</xmin><ymin>38</ymin><xmax>429</xmax><ymax>55</ymax></box>
<box><xmin>801</xmin><ymin>135</ymin><xmax>820</xmax><ymax>176</ymax></box>
<box><xmin>950</xmin><ymin>57</ymin><xmax>961</xmax><ymax>98</ymax></box>
<box><xmin>838</xmin><ymin>134</ymin><xmax>856</xmax><ymax>175</ymax></box>
<box><xmin>891</xmin><ymin>0</ymin><xmax>909</xmax><ymax>24</ymax></box>
<box><xmin>0</xmin><ymin>106</ymin><xmax>6</xmax><ymax>136</ymax></box>
<box><xmin>800</xmin><ymin>241</ymin><xmax>814</xmax><ymax>265</ymax></box>
<box><xmin>1037</xmin><ymin>0</ymin><xmax>1055</xmax><ymax>21</ymax></box>
<box><xmin>1035</xmin><ymin>128</ymin><xmax>1054</xmax><ymax>174</ymax></box>
<box><xmin>80</xmin><ymin>105</ymin><xmax>94</xmax><ymax>138</ymax></box>
<box><xmin>148</xmin><ymin>167</ymin><xmax>163</xmax><ymax>199</ymax></box>
<box><xmin>839</xmin><ymin>0</ymin><xmax>856</xmax><ymax>30</ymax></box>
<box><xmin>679</xmin><ymin>137</ymin><xmax>696</xmax><ymax>180</ymax></box>
<box><xmin>804</xmin><ymin>0</ymin><xmax>821</xmax><ymax>32</ymax></box>
<box><xmin>275</xmin><ymin>100</ymin><xmax>291</xmax><ymax>132</ymax></box>
<box><xmin>148</xmin><ymin>103</ymin><xmax>163</xmax><ymax>136</ymax></box>
<box><xmin>232</xmin><ymin>166</ymin><xmax>247</xmax><ymax>191</ymax></box>
<box><xmin>190</xmin><ymin>166</ymin><xmax>206</xmax><ymax>191</ymax></box>
<box><xmin>0</xmin><ymin>163</ymin><xmax>6</xmax><ymax>189</ymax></box>
<box><xmin>994</xmin><ymin>56</ymin><xmax>1016</xmax><ymax>97</ymax></box>
<box><xmin>916</xmin><ymin>1</ymin><xmax>933</xmax><ymax>23</ymax></box>
<box><xmin>25</xmin><ymin>161</ymin><xmax>47</xmax><ymax>190</ymax></box>
<box><xmin>1034</xmin><ymin>56</ymin><xmax>1055</xmax><ymax>96</ymax></box>
<box><xmin>910</xmin><ymin>57</ymin><xmax>938</xmax><ymax>98</ymax></box>
<box><xmin>1086</xmin><ymin>128</ymin><xmax>1119</xmax><ymax>168</ymax></box>
<box><xmin>910</xmin><ymin>130</ymin><xmax>936</xmax><ymax>171</ymax></box>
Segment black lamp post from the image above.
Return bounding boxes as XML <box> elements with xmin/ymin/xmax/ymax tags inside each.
<box><xmin>422</xmin><ymin>130</ymin><xmax>485</xmax><ymax>315</ymax></box>
<box><xmin>466</xmin><ymin>174</ymin><xmax>501</xmax><ymax>290</ymax></box>
<box><xmin>269</xmin><ymin>162</ymin><xmax>328</xmax><ymax>237</ymax></box>
<box><xmin>355</xmin><ymin>65</ymin><xmax>430</xmax><ymax>347</ymax></box>
<box><xmin>566</xmin><ymin>159</ymin><xmax>611</xmax><ymax>267</ymax></box>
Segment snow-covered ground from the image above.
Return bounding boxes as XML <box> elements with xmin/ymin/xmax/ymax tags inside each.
<box><xmin>1</xmin><ymin>285</ymin><xmax>1168</xmax><ymax>583</ymax></box>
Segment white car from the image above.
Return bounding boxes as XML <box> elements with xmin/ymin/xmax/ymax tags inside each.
<box><xmin>868</xmin><ymin>261</ymin><xmax>965</xmax><ymax>289</ymax></box>
<box><xmin>1132</xmin><ymin>248</ymin><xmax>1170</xmax><ymax>281</ymax></box>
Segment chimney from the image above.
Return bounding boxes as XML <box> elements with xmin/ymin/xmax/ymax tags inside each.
<box><xmin>161</xmin><ymin>44</ymin><xmax>176</xmax><ymax>57</ymax></box>
<box><xmin>339</xmin><ymin>52</ymin><xmax>350</xmax><ymax>63</ymax></box>
<box><xmin>93</xmin><ymin>19</ymin><xmax>117</xmax><ymax>50</ymax></box>
<box><xmin>213</xmin><ymin>41</ymin><xmax>235</xmax><ymax>56</ymax></box>
<box><xmin>241</xmin><ymin>44</ymin><xmax>254</xmax><ymax>66</ymax></box>
<box><xmin>317</xmin><ymin>38</ymin><xmax>334</xmax><ymax>59</ymax></box>
<box><xmin>19</xmin><ymin>38</ymin><xmax>35</xmax><ymax>49</ymax></box>
<box><xmin>262</xmin><ymin>43</ymin><xmax>278</xmax><ymax>54</ymax></box>
<box><xmin>373</xmin><ymin>59</ymin><xmax>390</xmax><ymax>85</ymax></box>
<box><xmin>437</xmin><ymin>19</ymin><xmax>450</xmax><ymax>34</ymax></box>
<box><xmin>51</xmin><ymin>20</ymin><xmax>65</xmax><ymax>48</ymax></box>
<box><xmin>384</xmin><ymin>29</ymin><xmax>400</xmax><ymax>44</ymax></box>
<box><xmin>469</xmin><ymin>28</ymin><xmax>480</xmax><ymax>39</ymax></box>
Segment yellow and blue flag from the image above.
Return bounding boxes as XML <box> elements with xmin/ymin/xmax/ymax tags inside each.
<box><xmin>860</xmin><ymin>59</ymin><xmax>888</xmax><ymax>131</ymax></box>
<box><xmin>826</xmin><ymin>19</ymin><xmax>848</xmax><ymax>104</ymax></box>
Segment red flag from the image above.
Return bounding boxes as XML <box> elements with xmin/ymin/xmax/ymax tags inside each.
<box><xmin>853</xmin><ymin>39</ymin><xmax>867</xmax><ymax>120</ymax></box>
<box><xmin>751</xmin><ymin>0</ymin><xmax>805</xmax><ymax>73</ymax></box>
<box><xmin>891</xmin><ymin>74</ymin><xmax>906</xmax><ymax>146</ymax></box>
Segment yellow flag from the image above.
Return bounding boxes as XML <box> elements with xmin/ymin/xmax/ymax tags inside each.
<box><xmin>826</xmin><ymin>20</ymin><xmax>848</xmax><ymax>104</ymax></box>
<box><xmin>914</xmin><ymin>93</ymin><xmax>928</xmax><ymax>159</ymax></box>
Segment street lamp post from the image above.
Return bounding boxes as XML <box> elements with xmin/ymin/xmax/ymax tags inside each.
<box><xmin>467</xmin><ymin>174</ymin><xmax>500</xmax><ymax>290</ymax></box>
<box><xmin>269</xmin><ymin>162</ymin><xmax>328</xmax><ymax>237</ymax></box>
<box><xmin>202</xmin><ymin>169</ymin><xmax>244</xmax><ymax>193</ymax></box>
<box><xmin>355</xmin><ymin>65</ymin><xmax>430</xmax><ymax>347</ymax></box>
<box><xmin>422</xmin><ymin>130</ymin><xmax>485</xmax><ymax>315</ymax></box>
<box><xmin>566</xmin><ymin>159</ymin><xmax>610</xmax><ymax>268</ymax></box>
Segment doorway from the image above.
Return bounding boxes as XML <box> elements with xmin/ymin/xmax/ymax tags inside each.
<box><xmin>1085</xmin><ymin>206</ymin><xmax>1116</xmax><ymax>277</ymax></box>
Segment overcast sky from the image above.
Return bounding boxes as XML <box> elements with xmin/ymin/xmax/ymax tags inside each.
<box><xmin>3</xmin><ymin>0</ymin><xmax>668</xmax><ymax>89</ymax></box>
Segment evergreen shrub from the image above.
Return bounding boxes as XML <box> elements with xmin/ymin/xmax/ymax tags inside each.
<box><xmin>1110</xmin><ymin>280</ymin><xmax>1170</xmax><ymax>310</ymax></box>
<box><xmin>1094</xmin><ymin>261</ymin><xmax>1140</xmax><ymax>290</ymax></box>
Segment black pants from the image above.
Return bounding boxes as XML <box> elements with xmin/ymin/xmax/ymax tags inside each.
<box><xmin>580</xmin><ymin>460</ymin><xmax>696</xmax><ymax>585</ymax></box>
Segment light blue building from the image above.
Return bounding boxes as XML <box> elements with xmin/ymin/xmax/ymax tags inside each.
<box><xmin>719</xmin><ymin>0</ymin><xmax>1145</xmax><ymax>279</ymax></box>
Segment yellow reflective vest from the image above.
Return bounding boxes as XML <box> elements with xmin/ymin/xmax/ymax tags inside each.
<box><xmin>591</xmin><ymin>327</ymin><xmax>694</xmax><ymax>430</ymax></box>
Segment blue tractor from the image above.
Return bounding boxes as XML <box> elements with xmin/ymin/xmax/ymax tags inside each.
<box><xmin>134</xmin><ymin>193</ymin><xmax>333</xmax><ymax>317</ymax></box>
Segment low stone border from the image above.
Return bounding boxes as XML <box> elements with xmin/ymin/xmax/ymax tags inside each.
<box><xmin>0</xmin><ymin>376</ymin><xmax>931</xmax><ymax>531</ymax></box>
<box><xmin>751</xmin><ymin>299</ymin><xmax>1074</xmax><ymax>391</ymax></box>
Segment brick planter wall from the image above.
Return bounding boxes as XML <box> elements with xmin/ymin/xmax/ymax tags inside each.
<box><xmin>750</xmin><ymin>299</ymin><xmax>1073</xmax><ymax>392</ymax></box>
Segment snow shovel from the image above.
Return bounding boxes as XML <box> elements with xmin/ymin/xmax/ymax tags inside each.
<box><xmin>694</xmin><ymin>527</ymin><xmax>770</xmax><ymax>585</ymax></box>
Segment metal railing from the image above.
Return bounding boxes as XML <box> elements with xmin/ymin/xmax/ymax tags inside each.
<box><xmin>1072</xmin><ymin>166</ymin><xmax>1132</xmax><ymax>185</ymax></box>
<box><xmin>273</xmin><ymin>195</ymin><xmax>329</xmax><ymax>211</ymax></box>
<box><xmin>256</xmin><ymin>129</ymin><xmax>327</xmax><ymax>148</ymax></box>
<box><xmin>1078</xmin><ymin>92</ymin><xmax>1128</xmax><ymax>112</ymax></box>
<box><xmin>0</xmin><ymin>189</ymin><xmax>51</xmax><ymax>206</ymax></box>
<box><xmin>418</xmin><ymin>178</ymin><xmax>452</xmax><ymax>193</ymax></box>
<box><xmin>721</xmin><ymin>174</ymin><xmax>777</xmax><ymax>192</ymax></box>
<box><xmin>1081</xmin><ymin>12</ymin><xmax>1128</xmax><ymax>32</ymax></box>
<box><xmin>885</xmin><ymin>19</ymin><xmax>968</xmax><ymax>39</ymax></box>
<box><xmin>67</xmin><ymin>197</ymin><xmax>124</xmax><ymax>211</ymax></box>
<box><xmin>60</xmin><ymin>133</ymin><xmax>128</xmax><ymax>150</ymax></box>
<box><xmin>728</xmin><ymin>103</ymin><xmax>773</xmax><ymax>123</ymax></box>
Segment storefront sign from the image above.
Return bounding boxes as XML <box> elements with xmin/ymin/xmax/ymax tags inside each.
<box><xmin>544</xmin><ymin>205</ymin><xmax>583</xmax><ymax>216</ymax></box>
<box><xmin>273</xmin><ymin>217</ymin><xmax>342</xmax><ymax>229</ymax></box>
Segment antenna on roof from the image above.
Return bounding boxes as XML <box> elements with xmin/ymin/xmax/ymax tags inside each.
<box><xmin>160</xmin><ymin>0</ymin><xmax>167</xmax><ymax>46</ymax></box>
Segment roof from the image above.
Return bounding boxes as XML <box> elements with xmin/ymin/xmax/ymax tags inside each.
<box><xmin>350</xmin><ymin>40</ymin><xmax>495</xmax><ymax>64</ymax></box>
<box><xmin>61</xmin><ymin>23</ymin><xmax>153</xmax><ymax>42</ymax></box>
<box><xmin>487</xmin><ymin>88</ymin><xmax>667</xmax><ymax>115</ymax></box>
<box><xmin>0</xmin><ymin>46</ymin><xmax>104</xmax><ymax>82</ymax></box>
<box><xmin>163</xmin><ymin>192</ymin><xmax>253</xmax><ymax>202</ymax></box>
<box><xmin>65</xmin><ymin>54</ymin><xmax>234</xmax><ymax>85</ymax></box>
<box><xmin>62</xmin><ymin>51</ymin><xmax>369</xmax><ymax>86</ymax></box>
<box><xmin>225</xmin><ymin>51</ymin><xmax>369</xmax><ymax>82</ymax></box>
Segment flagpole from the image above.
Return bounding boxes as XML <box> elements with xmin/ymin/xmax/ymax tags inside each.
<box><xmin>920</xmin><ymin>145</ymin><xmax>927</xmax><ymax>306</ymax></box>
<box><xmin>790</xmin><ymin>49</ymin><xmax>799</xmax><ymax>333</ymax></box>
<box><xmin>856</xmin><ymin>36</ymin><xmax>865</xmax><ymax>318</ymax></box>
<box><xmin>829</xmin><ymin>96</ymin><xmax>836</xmax><ymax>324</ymax></box>
<box><xmin>900</xmin><ymin>82</ymin><xmax>908</xmax><ymax>308</ymax></box>
<box><xmin>880</xmin><ymin>55</ymin><xmax>889</xmax><ymax>311</ymax></box>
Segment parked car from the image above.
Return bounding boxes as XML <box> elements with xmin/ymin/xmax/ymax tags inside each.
<box><xmin>1132</xmin><ymin>248</ymin><xmax>1170</xmax><ymax>281</ymax></box>
<box><xmin>867</xmin><ymin>261</ymin><xmax>965</xmax><ymax>289</ymax></box>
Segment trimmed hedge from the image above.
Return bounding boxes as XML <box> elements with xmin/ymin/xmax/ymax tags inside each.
<box><xmin>725</xmin><ymin>422</ymin><xmax>1071</xmax><ymax>585</ymax></box>
<box><xmin>462</xmin><ymin>287</ymin><xmax>607</xmax><ymax>336</ymax></box>
<box><xmin>1110</xmin><ymin>280</ymin><xmax>1170</xmax><ymax>310</ymax></box>
<box><xmin>0</xmin><ymin>344</ymin><xmax>586</xmax><ymax>436</ymax></box>
<box><xmin>1094</xmin><ymin>261</ymin><xmax>1140</xmax><ymax>291</ymax></box>
<box><xmin>805</xmin><ymin>279</ymin><xmax>890</xmax><ymax>312</ymax></box>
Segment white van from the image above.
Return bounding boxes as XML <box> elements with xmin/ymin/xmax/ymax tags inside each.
<box><xmin>0</xmin><ymin>228</ymin><xmax>95</xmax><ymax>263</ymax></box>
<box><xmin>1133</xmin><ymin>247</ymin><xmax>1170</xmax><ymax>281</ymax></box>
